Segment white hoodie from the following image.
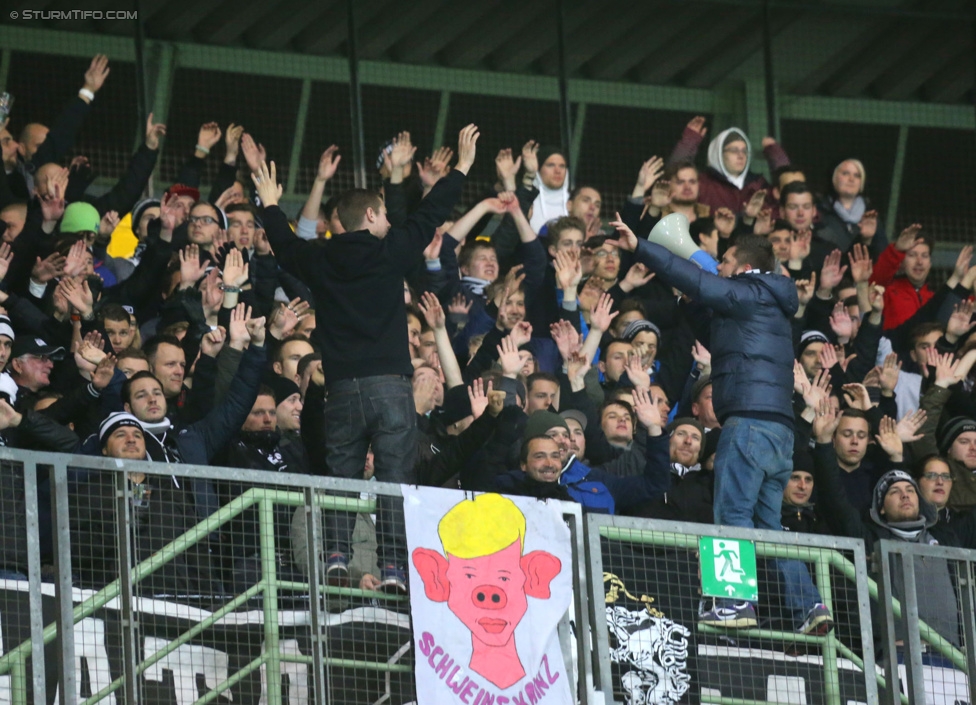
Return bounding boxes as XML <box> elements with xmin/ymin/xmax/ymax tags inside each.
<box><xmin>706</xmin><ymin>128</ymin><xmax>752</xmax><ymax>190</ymax></box>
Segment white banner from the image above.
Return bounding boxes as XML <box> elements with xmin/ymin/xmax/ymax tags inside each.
<box><xmin>403</xmin><ymin>487</ymin><xmax>574</xmax><ymax>705</ymax></box>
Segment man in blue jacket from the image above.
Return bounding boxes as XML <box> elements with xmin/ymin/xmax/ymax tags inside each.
<box><xmin>609</xmin><ymin>219</ymin><xmax>831</xmax><ymax>632</ymax></box>
<box><xmin>462</xmin><ymin>404</ymin><xmax>670</xmax><ymax>515</ymax></box>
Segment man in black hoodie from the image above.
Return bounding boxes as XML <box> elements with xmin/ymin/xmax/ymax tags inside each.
<box><xmin>251</xmin><ymin>124</ymin><xmax>479</xmax><ymax>591</ymax></box>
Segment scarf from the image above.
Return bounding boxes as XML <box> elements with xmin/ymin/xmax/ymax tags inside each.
<box><xmin>461</xmin><ymin>276</ymin><xmax>491</xmax><ymax>298</ymax></box>
<box><xmin>670</xmin><ymin>462</ymin><xmax>701</xmax><ymax>478</ymax></box>
<box><xmin>832</xmin><ymin>196</ymin><xmax>866</xmax><ymax>225</ymax></box>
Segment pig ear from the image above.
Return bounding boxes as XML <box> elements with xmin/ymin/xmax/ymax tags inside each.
<box><xmin>522</xmin><ymin>551</ymin><xmax>561</xmax><ymax>599</ymax></box>
<box><xmin>412</xmin><ymin>548</ymin><xmax>451</xmax><ymax>602</ymax></box>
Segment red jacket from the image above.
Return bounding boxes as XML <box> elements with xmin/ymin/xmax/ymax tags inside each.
<box><xmin>871</xmin><ymin>244</ymin><xmax>933</xmax><ymax>330</ymax></box>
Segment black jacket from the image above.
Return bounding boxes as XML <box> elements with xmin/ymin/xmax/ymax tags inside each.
<box><xmin>70</xmin><ymin>473</ymin><xmax>219</xmax><ymax>599</ymax></box>
<box><xmin>261</xmin><ymin>170</ymin><xmax>465</xmax><ymax>384</ymax></box>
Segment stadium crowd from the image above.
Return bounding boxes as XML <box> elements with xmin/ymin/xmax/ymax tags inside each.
<box><xmin>2</xmin><ymin>55</ymin><xmax>976</xmax><ymax>645</ymax></box>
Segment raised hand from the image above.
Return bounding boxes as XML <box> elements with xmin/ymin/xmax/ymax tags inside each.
<box><xmin>496</xmin><ymin>335</ymin><xmax>522</xmax><ymax>378</ymax></box>
<box><xmin>875</xmin><ymin>416</ymin><xmax>903</xmax><ymax>461</ymax></box>
<box><xmin>895</xmin><ymin>409</ymin><xmax>926</xmax><ymax>443</ymax></box>
<box><xmin>418</xmin><ymin>146</ymin><xmax>454</xmax><ymax>190</ymax></box>
<box><xmin>950</xmin><ymin>245</ymin><xmax>973</xmax><ymax>288</ymax></box>
<box><xmin>40</xmin><ymin>176</ymin><xmax>67</xmax><ymax>227</ymax></box>
<box><xmin>606</xmin><ymin>212</ymin><xmax>639</xmax><ymax>253</ymax></box>
<box><xmin>929</xmin><ymin>348</ymin><xmax>963</xmax><ymax>388</ymax></box>
<box><xmin>550</xmin><ymin>319</ymin><xmax>582</xmax><ymax>362</ymax></box>
<box><xmin>448</xmin><ymin>293</ymin><xmax>472</xmax><ymax>316</ymax></box>
<box><xmin>99</xmin><ymin>210</ymin><xmax>120</xmax><ymax>238</ymax></box>
<box><xmin>268</xmin><ymin>298</ymin><xmax>306</xmax><ymax>339</ymax></box>
<box><xmin>686</xmin><ymin>116</ymin><xmax>707</xmax><ymax>137</ymax></box>
<box><xmin>63</xmin><ymin>239</ymin><xmax>88</xmax><ymax>277</ymax></box>
<box><xmin>880</xmin><ymin>352</ymin><xmax>901</xmax><ymax>394</ymax></box>
<box><xmin>632</xmin><ymin>156</ymin><xmax>664</xmax><ymax>197</ymax></box>
<box><xmin>0</xmin><ymin>243</ymin><xmax>13</xmax><ymax>283</ymax></box>
<box><xmin>159</xmin><ymin>192</ymin><xmax>186</xmax><ymax>234</ymax></box>
<box><xmin>240</xmin><ymin>133</ymin><xmax>267</xmax><ymax>174</ymax></box>
<box><xmin>61</xmin><ymin>276</ymin><xmax>94</xmax><ymax>317</ymax></box>
<box><xmin>251</xmin><ymin>160</ymin><xmax>282</xmax><ymax>207</ymax></box>
<box><xmin>200</xmin><ymin>326</ymin><xmax>226</xmax><ymax>358</ymax></box>
<box><xmin>221</xmin><ymin>246</ymin><xmax>249</xmax><ymax>288</ymax></box>
<box><xmin>818</xmin><ymin>249</ymin><xmax>848</xmax><ymax>294</ymax></box>
<box><xmin>858</xmin><ymin>210</ymin><xmax>878</xmax><ymax>240</ymax></box>
<box><xmin>803</xmin><ymin>369</ymin><xmax>832</xmax><ymax>411</ymax></box>
<box><xmin>418</xmin><ymin>291</ymin><xmax>446</xmax><ymax>331</ymax></box>
<box><xmin>946</xmin><ymin>300</ymin><xmax>976</xmax><ymax>342</ymax></box>
<box><xmin>754</xmin><ymin>208</ymin><xmax>773</xmax><ymax>236</ymax></box>
<box><xmin>868</xmin><ymin>284</ymin><xmax>885</xmax><ymax>313</ymax></box>
<box><xmin>649</xmin><ymin>179</ymin><xmax>671</xmax><ymax>210</ymax></box>
<box><xmin>228</xmin><ymin>302</ymin><xmax>250</xmax><ymax>349</ymax></box>
<box><xmin>795</xmin><ymin>273</ymin><xmax>816</xmax><ymax>307</ymax></box>
<box><xmin>829</xmin><ymin>301</ymin><xmax>854</xmax><ymax>342</ymax></box>
<box><xmin>89</xmin><ymin>355</ymin><xmax>116</xmax><ymax>391</ymax></box>
<box><xmin>179</xmin><ymin>244</ymin><xmax>207</xmax><ymax>287</ymax></box>
<box><xmin>468</xmin><ymin>378</ymin><xmax>493</xmax><ymax>420</ymax></box>
<box><xmin>496</xmin><ymin>148</ymin><xmax>522</xmax><ymax>191</ymax></box>
<box><xmin>389</xmin><ymin>131</ymin><xmax>416</xmax><ymax>171</ymax></box>
<box><xmin>790</xmin><ymin>230</ymin><xmax>812</xmax><ymax>262</ymax></box>
<box><xmin>456</xmin><ymin>124</ymin><xmax>479</xmax><ymax>175</ymax></box>
<box><xmin>554</xmin><ymin>250</ymin><xmax>582</xmax><ymax>291</ymax></box>
<box><xmin>621</xmin><ymin>262</ymin><xmax>655</xmax><ymax>292</ymax></box>
<box><xmin>197</xmin><ymin>122</ymin><xmax>222</xmax><ymax>152</ymax></box>
<box><xmin>624</xmin><ymin>353</ymin><xmax>651</xmax><ymax>390</ymax></box>
<box><xmin>83</xmin><ymin>54</ymin><xmax>111</xmax><ymax>94</ymax></box>
<box><xmin>316</xmin><ymin>144</ymin><xmax>341</xmax><ymax>182</ymax></box>
<box><xmin>743</xmin><ymin>189</ymin><xmax>766</xmax><ymax>219</ymax></box>
<box><xmin>713</xmin><ymin>207</ymin><xmax>735</xmax><ymax>238</ymax></box>
<box><xmin>246</xmin><ymin>313</ymin><xmax>267</xmax><ymax>347</ymax></box>
<box><xmin>842</xmin><ymin>383</ymin><xmax>871</xmax><ymax>411</ymax></box>
<box><xmin>692</xmin><ymin>340</ymin><xmax>711</xmax><ymax>375</ymax></box>
<box><xmin>521</xmin><ymin>140</ymin><xmax>539</xmax><ymax>177</ymax></box>
<box><xmin>894</xmin><ymin>223</ymin><xmax>923</xmax><ymax>252</ymax></box>
<box><xmin>566</xmin><ymin>352</ymin><xmax>591</xmax><ymax>391</ymax></box>
<box><xmin>589</xmin><ymin>292</ymin><xmax>618</xmax><ymax>333</ymax></box>
<box><xmin>812</xmin><ymin>399</ymin><xmax>841</xmax><ymax>444</ymax></box>
<box><xmin>848</xmin><ymin>243</ymin><xmax>873</xmax><ymax>283</ymax></box>
<box><xmin>509</xmin><ymin>320</ymin><xmax>533</xmax><ymax>348</ymax></box>
<box><xmin>632</xmin><ymin>386</ymin><xmax>663</xmax><ymax>435</ymax></box>
<box><xmin>145</xmin><ymin>112</ymin><xmax>166</xmax><ymax>150</ymax></box>
<box><xmin>224</xmin><ymin>123</ymin><xmax>245</xmax><ymax>163</ymax></box>
<box><xmin>31</xmin><ymin>252</ymin><xmax>65</xmax><ymax>284</ymax></box>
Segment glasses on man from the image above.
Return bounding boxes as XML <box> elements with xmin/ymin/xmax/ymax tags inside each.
<box><xmin>188</xmin><ymin>215</ymin><xmax>218</xmax><ymax>226</ymax></box>
<box><xmin>592</xmin><ymin>249</ymin><xmax>620</xmax><ymax>260</ymax></box>
<box><xmin>923</xmin><ymin>472</ymin><xmax>952</xmax><ymax>483</ymax></box>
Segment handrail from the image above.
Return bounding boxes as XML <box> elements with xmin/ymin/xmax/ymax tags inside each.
<box><xmin>0</xmin><ymin>486</ymin><xmax>400</xmax><ymax>705</ymax></box>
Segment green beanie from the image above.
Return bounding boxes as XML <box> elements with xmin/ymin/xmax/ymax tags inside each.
<box><xmin>60</xmin><ymin>202</ymin><xmax>100</xmax><ymax>234</ymax></box>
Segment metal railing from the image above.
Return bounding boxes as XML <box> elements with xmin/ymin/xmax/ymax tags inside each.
<box><xmin>0</xmin><ymin>448</ymin><xmax>590</xmax><ymax>705</ymax></box>
<box><xmin>2</xmin><ymin>447</ymin><xmax>975</xmax><ymax>704</ymax></box>
<box><xmin>587</xmin><ymin>515</ymin><xmax>878</xmax><ymax>705</ymax></box>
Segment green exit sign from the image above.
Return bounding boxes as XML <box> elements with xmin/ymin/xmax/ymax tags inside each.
<box><xmin>699</xmin><ymin>536</ymin><xmax>758</xmax><ymax>602</ymax></box>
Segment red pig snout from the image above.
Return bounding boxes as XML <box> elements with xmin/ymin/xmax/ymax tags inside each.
<box><xmin>472</xmin><ymin>585</ymin><xmax>507</xmax><ymax>609</ymax></box>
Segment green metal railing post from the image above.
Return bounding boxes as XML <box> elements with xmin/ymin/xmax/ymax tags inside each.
<box><xmin>259</xmin><ymin>498</ymin><xmax>282</xmax><ymax>705</ymax></box>
<box><xmin>815</xmin><ymin>555</ymin><xmax>842</xmax><ymax>705</ymax></box>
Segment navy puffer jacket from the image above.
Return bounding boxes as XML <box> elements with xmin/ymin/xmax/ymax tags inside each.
<box><xmin>633</xmin><ymin>239</ymin><xmax>798</xmax><ymax>425</ymax></box>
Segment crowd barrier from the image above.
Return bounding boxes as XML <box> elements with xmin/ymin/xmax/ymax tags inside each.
<box><xmin>0</xmin><ymin>447</ymin><xmax>973</xmax><ymax>705</ymax></box>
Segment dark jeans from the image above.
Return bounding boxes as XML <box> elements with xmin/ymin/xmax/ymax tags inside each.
<box><xmin>323</xmin><ymin>375</ymin><xmax>416</xmax><ymax>570</ymax></box>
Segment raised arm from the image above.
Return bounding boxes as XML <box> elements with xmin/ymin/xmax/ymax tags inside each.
<box><xmin>298</xmin><ymin>145</ymin><xmax>340</xmax><ymax>239</ymax></box>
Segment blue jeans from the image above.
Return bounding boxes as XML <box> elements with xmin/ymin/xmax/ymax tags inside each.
<box><xmin>323</xmin><ymin>375</ymin><xmax>416</xmax><ymax>570</ymax></box>
<box><xmin>714</xmin><ymin>416</ymin><xmax>822</xmax><ymax>620</ymax></box>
